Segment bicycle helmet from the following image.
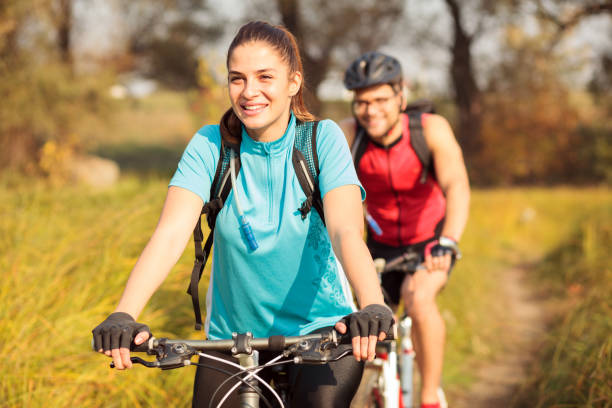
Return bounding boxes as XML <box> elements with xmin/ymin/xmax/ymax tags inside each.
<box><xmin>344</xmin><ymin>51</ymin><xmax>402</xmax><ymax>90</ymax></box>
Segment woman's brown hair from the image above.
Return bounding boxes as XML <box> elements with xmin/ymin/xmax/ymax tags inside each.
<box><xmin>220</xmin><ymin>21</ymin><xmax>315</xmax><ymax>145</ymax></box>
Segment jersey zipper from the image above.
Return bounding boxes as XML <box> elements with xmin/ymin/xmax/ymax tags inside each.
<box><xmin>386</xmin><ymin>148</ymin><xmax>402</xmax><ymax>246</ymax></box>
<box><xmin>267</xmin><ymin>151</ymin><xmax>273</xmax><ymax>224</ymax></box>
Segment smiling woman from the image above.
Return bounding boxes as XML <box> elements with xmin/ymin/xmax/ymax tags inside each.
<box><xmin>227</xmin><ymin>42</ymin><xmax>301</xmax><ymax>141</ymax></box>
<box><xmin>91</xmin><ymin>21</ymin><xmax>393</xmax><ymax>408</ymax></box>
<box><xmin>219</xmin><ymin>22</ymin><xmax>315</xmax><ymax>145</ymax></box>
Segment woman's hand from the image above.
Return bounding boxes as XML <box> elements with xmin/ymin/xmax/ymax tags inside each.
<box><xmin>92</xmin><ymin>312</ymin><xmax>151</xmax><ymax>369</ymax></box>
<box><xmin>334</xmin><ymin>304</ymin><xmax>394</xmax><ymax>362</ymax></box>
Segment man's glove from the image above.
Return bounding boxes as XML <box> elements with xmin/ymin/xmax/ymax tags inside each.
<box><xmin>430</xmin><ymin>236</ymin><xmax>462</xmax><ymax>260</ymax></box>
<box><xmin>338</xmin><ymin>304</ymin><xmax>394</xmax><ymax>338</ymax></box>
<box><xmin>92</xmin><ymin>312</ymin><xmax>151</xmax><ymax>352</ymax></box>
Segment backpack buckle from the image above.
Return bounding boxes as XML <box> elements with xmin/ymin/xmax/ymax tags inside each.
<box><xmin>299</xmin><ymin>196</ymin><xmax>314</xmax><ymax>219</ymax></box>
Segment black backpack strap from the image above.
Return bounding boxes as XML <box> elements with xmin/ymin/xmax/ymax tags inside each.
<box><xmin>351</xmin><ymin>125</ymin><xmax>369</xmax><ymax>172</ymax></box>
<box><xmin>407</xmin><ymin>111</ymin><xmax>433</xmax><ymax>183</ymax></box>
<box><xmin>187</xmin><ymin>213</ymin><xmax>215</xmax><ymax>331</ymax></box>
<box><xmin>292</xmin><ymin>120</ymin><xmax>325</xmax><ymax>224</ymax></box>
<box><xmin>405</xmin><ymin>98</ymin><xmax>436</xmax><ymax>114</ymax></box>
<box><xmin>187</xmin><ymin>142</ymin><xmax>241</xmax><ymax>330</ymax></box>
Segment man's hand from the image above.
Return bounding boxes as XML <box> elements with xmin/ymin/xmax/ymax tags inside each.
<box><xmin>334</xmin><ymin>304</ymin><xmax>394</xmax><ymax>362</ymax></box>
<box><xmin>425</xmin><ymin>236</ymin><xmax>460</xmax><ymax>273</ymax></box>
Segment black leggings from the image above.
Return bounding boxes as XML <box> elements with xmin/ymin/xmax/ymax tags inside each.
<box><xmin>192</xmin><ymin>338</ymin><xmax>364</xmax><ymax>408</ymax></box>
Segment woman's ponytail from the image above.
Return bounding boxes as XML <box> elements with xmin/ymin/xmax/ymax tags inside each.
<box><xmin>219</xmin><ymin>108</ymin><xmax>242</xmax><ymax>147</ymax></box>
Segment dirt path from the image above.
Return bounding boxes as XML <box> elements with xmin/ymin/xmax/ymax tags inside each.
<box><xmin>350</xmin><ymin>265</ymin><xmax>547</xmax><ymax>407</ymax></box>
<box><xmin>450</xmin><ymin>266</ymin><xmax>547</xmax><ymax>407</ymax></box>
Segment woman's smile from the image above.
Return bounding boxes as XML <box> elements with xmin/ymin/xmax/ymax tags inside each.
<box><xmin>240</xmin><ymin>102</ymin><xmax>269</xmax><ymax>116</ymax></box>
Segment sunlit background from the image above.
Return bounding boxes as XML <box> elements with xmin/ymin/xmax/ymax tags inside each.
<box><xmin>1</xmin><ymin>1</ymin><xmax>610</xmax><ymax>407</ymax></box>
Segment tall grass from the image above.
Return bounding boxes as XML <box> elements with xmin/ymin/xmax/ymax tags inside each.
<box><xmin>512</xmin><ymin>207</ymin><xmax>612</xmax><ymax>407</ymax></box>
<box><xmin>0</xmin><ymin>176</ymin><xmax>610</xmax><ymax>407</ymax></box>
<box><xmin>439</xmin><ymin>188</ymin><xmax>611</xmax><ymax>396</ymax></box>
<box><xmin>0</xmin><ymin>176</ymin><xmax>205</xmax><ymax>407</ymax></box>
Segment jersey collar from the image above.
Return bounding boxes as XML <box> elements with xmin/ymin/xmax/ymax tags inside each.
<box><xmin>241</xmin><ymin>113</ymin><xmax>296</xmax><ymax>156</ymax></box>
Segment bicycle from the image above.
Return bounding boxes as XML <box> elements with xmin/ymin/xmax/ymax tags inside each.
<box><xmin>354</xmin><ymin>252</ymin><xmax>447</xmax><ymax>408</ymax></box>
<box><xmin>101</xmin><ymin>329</ymin><xmax>386</xmax><ymax>408</ymax></box>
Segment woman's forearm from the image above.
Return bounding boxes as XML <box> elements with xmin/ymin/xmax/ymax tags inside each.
<box><xmin>114</xmin><ymin>186</ymin><xmax>204</xmax><ymax>319</ymax></box>
<box><xmin>114</xmin><ymin>227</ymin><xmax>191</xmax><ymax>318</ymax></box>
<box><xmin>332</xmin><ymin>227</ymin><xmax>384</xmax><ymax>308</ymax></box>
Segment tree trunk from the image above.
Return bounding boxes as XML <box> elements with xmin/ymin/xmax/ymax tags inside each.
<box><xmin>57</xmin><ymin>0</ymin><xmax>72</xmax><ymax>68</ymax></box>
<box><xmin>276</xmin><ymin>0</ymin><xmax>327</xmax><ymax>114</ymax></box>
<box><xmin>445</xmin><ymin>0</ymin><xmax>483</xmax><ymax>161</ymax></box>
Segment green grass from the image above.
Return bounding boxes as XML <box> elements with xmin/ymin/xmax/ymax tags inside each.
<box><xmin>1</xmin><ymin>179</ymin><xmax>609</xmax><ymax>407</ymax></box>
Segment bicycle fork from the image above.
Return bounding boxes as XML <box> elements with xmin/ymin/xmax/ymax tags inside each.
<box><xmin>399</xmin><ymin>316</ymin><xmax>415</xmax><ymax>408</ymax></box>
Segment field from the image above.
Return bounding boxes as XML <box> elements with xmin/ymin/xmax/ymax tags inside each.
<box><xmin>1</xmin><ymin>92</ymin><xmax>610</xmax><ymax>407</ymax></box>
<box><xmin>1</xmin><ymin>177</ymin><xmax>608</xmax><ymax>407</ymax></box>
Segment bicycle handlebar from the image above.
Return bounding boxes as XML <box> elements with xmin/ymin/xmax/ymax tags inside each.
<box><xmin>109</xmin><ymin>329</ymin><xmax>393</xmax><ymax>370</ymax></box>
<box><xmin>374</xmin><ymin>251</ymin><xmax>422</xmax><ymax>275</ymax></box>
<box><xmin>136</xmin><ymin>331</ymin><xmax>331</xmax><ymax>353</ymax></box>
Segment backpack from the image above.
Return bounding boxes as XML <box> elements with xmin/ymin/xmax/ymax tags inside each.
<box><xmin>187</xmin><ymin>120</ymin><xmax>324</xmax><ymax>330</ymax></box>
<box><xmin>351</xmin><ymin>99</ymin><xmax>436</xmax><ymax>184</ymax></box>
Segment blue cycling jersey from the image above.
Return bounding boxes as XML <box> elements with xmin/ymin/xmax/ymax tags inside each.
<box><xmin>170</xmin><ymin>113</ymin><xmax>364</xmax><ymax>339</ymax></box>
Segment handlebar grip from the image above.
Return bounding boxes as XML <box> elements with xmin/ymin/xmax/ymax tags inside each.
<box><xmin>336</xmin><ymin>325</ymin><xmax>395</xmax><ymax>343</ymax></box>
<box><xmin>386</xmin><ymin>324</ymin><xmax>396</xmax><ymax>341</ymax></box>
<box><xmin>130</xmin><ymin>337</ymin><xmax>152</xmax><ymax>353</ymax></box>
<box><xmin>131</xmin><ymin>343</ymin><xmax>149</xmax><ymax>353</ymax></box>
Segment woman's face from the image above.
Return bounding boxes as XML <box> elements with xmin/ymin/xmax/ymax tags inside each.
<box><xmin>228</xmin><ymin>41</ymin><xmax>301</xmax><ymax>142</ymax></box>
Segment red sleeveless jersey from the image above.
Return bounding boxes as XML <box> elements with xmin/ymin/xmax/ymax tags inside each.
<box><xmin>357</xmin><ymin>113</ymin><xmax>446</xmax><ymax>246</ymax></box>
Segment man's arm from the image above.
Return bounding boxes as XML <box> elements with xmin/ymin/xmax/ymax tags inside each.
<box><xmin>424</xmin><ymin>114</ymin><xmax>470</xmax><ymax>242</ymax></box>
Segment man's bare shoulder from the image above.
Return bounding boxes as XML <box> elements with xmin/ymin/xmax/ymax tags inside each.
<box><xmin>423</xmin><ymin>113</ymin><xmax>458</xmax><ymax>147</ymax></box>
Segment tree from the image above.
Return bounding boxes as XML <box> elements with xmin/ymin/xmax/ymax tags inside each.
<box><xmin>117</xmin><ymin>0</ymin><xmax>224</xmax><ymax>88</ymax></box>
<box><xmin>475</xmin><ymin>2</ymin><xmax>612</xmax><ymax>185</ymax></box>
<box><xmin>444</xmin><ymin>0</ymin><xmax>484</xmax><ymax>165</ymax></box>
<box><xmin>247</xmin><ymin>0</ymin><xmax>406</xmax><ymax>112</ymax></box>
<box><xmin>535</xmin><ymin>0</ymin><xmax>612</xmax><ymax>47</ymax></box>
<box><xmin>0</xmin><ymin>0</ymin><xmax>114</xmax><ymax>173</ymax></box>
<box><xmin>0</xmin><ymin>0</ymin><xmax>23</xmax><ymax>59</ymax></box>
<box><xmin>400</xmin><ymin>0</ymin><xmax>523</xmax><ymax>174</ymax></box>
<box><xmin>49</xmin><ymin>0</ymin><xmax>73</xmax><ymax>66</ymax></box>
<box><xmin>480</xmin><ymin>26</ymin><xmax>583</xmax><ymax>184</ymax></box>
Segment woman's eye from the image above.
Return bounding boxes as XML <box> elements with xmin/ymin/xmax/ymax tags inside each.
<box><xmin>229</xmin><ymin>76</ymin><xmax>243</xmax><ymax>83</ymax></box>
<box><xmin>260</xmin><ymin>74</ymin><xmax>273</xmax><ymax>80</ymax></box>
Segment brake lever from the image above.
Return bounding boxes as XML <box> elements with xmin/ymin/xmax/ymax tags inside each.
<box><xmin>109</xmin><ymin>340</ymin><xmax>195</xmax><ymax>370</ymax></box>
<box><xmin>110</xmin><ymin>356</ymin><xmax>160</xmax><ymax>368</ymax></box>
<box><xmin>286</xmin><ymin>330</ymin><xmax>355</xmax><ymax>364</ymax></box>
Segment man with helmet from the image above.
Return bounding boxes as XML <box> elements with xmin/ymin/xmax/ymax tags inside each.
<box><xmin>341</xmin><ymin>51</ymin><xmax>470</xmax><ymax>408</ymax></box>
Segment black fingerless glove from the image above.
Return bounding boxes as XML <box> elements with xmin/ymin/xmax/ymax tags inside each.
<box><xmin>430</xmin><ymin>236</ymin><xmax>462</xmax><ymax>259</ymax></box>
<box><xmin>339</xmin><ymin>304</ymin><xmax>394</xmax><ymax>339</ymax></box>
<box><xmin>92</xmin><ymin>312</ymin><xmax>151</xmax><ymax>352</ymax></box>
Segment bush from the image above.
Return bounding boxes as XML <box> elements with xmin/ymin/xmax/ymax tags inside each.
<box><xmin>0</xmin><ymin>57</ymin><xmax>113</xmax><ymax>174</ymax></box>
